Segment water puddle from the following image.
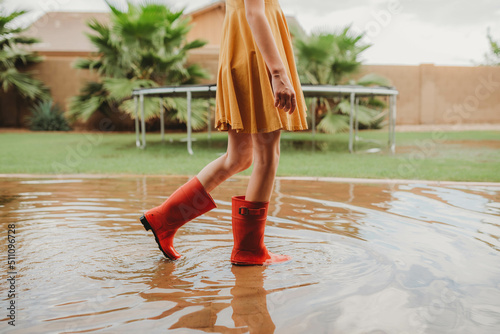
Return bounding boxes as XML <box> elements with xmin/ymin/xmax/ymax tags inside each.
<box><xmin>1</xmin><ymin>176</ymin><xmax>499</xmax><ymax>333</ymax></box>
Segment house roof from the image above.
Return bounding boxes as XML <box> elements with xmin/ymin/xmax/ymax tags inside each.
<box><xmin>187</xmin><ymin>0</ymin><xmax>305</xmax><ymax>36</ymax></box>
<box><xmin>187</xmin><ymin>0</ymin><xmax>226</xmax><ymax>17</ymax></box>
<box><xmin>26</xmin><ymin>1</ymin><xmax>305</xmax><ymax>54</ymax></box>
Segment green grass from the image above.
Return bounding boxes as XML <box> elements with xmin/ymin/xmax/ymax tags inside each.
<box><xmin>1</xmin><ymin>130</ymin><xmax>499</xmax><ymax>181</ymax></box>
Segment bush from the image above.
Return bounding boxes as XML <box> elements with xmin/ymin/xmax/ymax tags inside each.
<box><xmin>25</xmin><ymin>100</ymin><xmax>71</xmax><ymax>131</ymax></box>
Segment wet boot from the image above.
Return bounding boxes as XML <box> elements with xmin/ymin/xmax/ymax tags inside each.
<box><xmin>231</xmin><ymin>196</ymin><xmax>291</xmax><ymax>265</ymax></box>
<box><xmin>140</xmin><ymin>177</ymin><xmax>216</xmax><ymax>260</ymax></box>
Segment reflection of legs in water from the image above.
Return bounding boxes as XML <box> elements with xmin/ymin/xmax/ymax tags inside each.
<box><xmin>142</xmin><ymin>260</ymin><xmax>234</xmax><ymax>332</ymax></box>
<box><xmin>140</xmin><ymin>261</ymin><xmax>275</xmax><ymax>332</ymax></box>
<box><xmin>231</xmin><ymin>266</ymin><xmax>275</xmax><ymax>334</ymax></box>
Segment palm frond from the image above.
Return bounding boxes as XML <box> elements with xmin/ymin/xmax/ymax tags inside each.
<box><xmin>0</xmin><ymin>7</ymin><xmax>50</xmax><ymax>102</ymax></box>
<box><xmin>121</xmin><ymin>97</ymin><xmax>164</xmax><ymax>120</ymax></box>
<box><xmin>356</xmin><ymin>73</ymin><xmax>392</xmax><ymax>87</ymax></box>
<box><xmin>71</xmin><ymin>1</ymin><xmax>208</xmax><ymax>125</ymax></box>
<box><xmin>73</xmin><ymin>58</ymin><xmax>103</xmax><ymax>71</ymax></box>
<box><xmin>483</xmin><ymin>28</ymin><xmax>500</xmax><ymax>66</ymax></box>
<box><xmin>317</xmin><ymin>113</ymin><xmax>350</xmax><ymax>134</ymax></box>
<box><xmin>0</xmin><ymin>67</ymin><xmax>49</xmax><ymax>100</ymax></box>
<box><xmin>68</xmin><ymin>81</ymin><xmax>111</xmax><ymax>121</ymax></box>
<box><xmin>102</xmin><ymin>77</ymin><xmax>157</xmax><ymax>101</ymax></box>
<box><xmin>165</xmin><ymin>97</ymin><xmax>208</xmax><ymax>130</ymax></box>
<box><xmin>295</xmin><ymin>24</ymin><xmax>392</xmax><ymax>133</ymax></box>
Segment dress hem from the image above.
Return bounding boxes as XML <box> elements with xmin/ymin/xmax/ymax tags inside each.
<box><xmin>215</xmin><ymin>119</ymin><xmax>309</xmax><ymax>134</ymax></box>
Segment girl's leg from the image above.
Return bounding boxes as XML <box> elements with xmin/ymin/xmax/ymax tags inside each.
<box><xmin>197</xmin><ymin>129</ymin><xmax>253</xmax><ymax>193</ymax></box>
<box><xmin>245</xmin><ymin>130</ymin><xmax>281</xmax><ymax>202</ymax></box>
<box><xmin>141</xmin><ymin>129</ymin><xmax>253</xmax><ymax>260</ymax></box>
<box><xmin>230</xmin><ymin>130</ymin><xmax>290</xmax><ymax>265</ymax></box>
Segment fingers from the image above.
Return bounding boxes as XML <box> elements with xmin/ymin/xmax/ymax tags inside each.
<box><xmin>274</xmin><ymin>92</ymin><xmax>287</xmax><ymax>110</ymax></box>
<box><xmin>274</xmin><ymin>92</ymin><xmax>296</xmax><ymax>114</ymax></box>
<box><xmin>274</xmin><ymin>92</ymin><xmax>280</xmax><ymax>108</ymax></box>
<box><xmin>283</xmin><ymin>95</ymin><xmax>291</xmax><ymax>113</ymax></box>
<box><xmin>290</xmin><ymin>93</ymin><xmax>296</xmax><ymax>114</ymax></box>
<box><xmin>280</xmin><ymin>94</ymin><xmax>288</xmax><ymax>111</ymax></box>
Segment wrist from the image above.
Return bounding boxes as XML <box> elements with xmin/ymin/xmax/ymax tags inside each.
<box><xmin>270</xmin><ymin>67</ymin><xmax>286</xmax><ymax>76</ymax></box>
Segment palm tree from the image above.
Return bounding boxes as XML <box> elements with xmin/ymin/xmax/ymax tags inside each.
<box><xmin>294</xmin><ymin>26</ymin><xmax>391</xmax><ymax>133</ymax></box>
<box><xmin>69</xmin><ymin>1</ymin><xmax>210</xmax><ymax>129</ymax></box>
<box><xmin>0</xmin><ymin>4</ymin><xmax>49</xmax><ymax>103</ymax></box>
<box><xmin>483</xmin><ymin>28</ymin><xmax>500</xmax><ymax>66</ymax></box>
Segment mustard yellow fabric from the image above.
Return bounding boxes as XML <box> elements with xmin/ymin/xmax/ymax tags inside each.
<box><xmin>215</xmin><ymin>0</ymin><xmax>308</xmax><ymax>134</ymax></box>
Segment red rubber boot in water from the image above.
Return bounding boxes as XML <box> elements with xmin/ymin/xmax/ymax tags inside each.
<box><xmin>231</xmin><ymin>196</ymin><xmax>291</xmax><ymax>265</ymax></box>
<box><xmin>140</xmin><ymin>177</ymin><xmax>216</xmax><ymax>260</ymax></box>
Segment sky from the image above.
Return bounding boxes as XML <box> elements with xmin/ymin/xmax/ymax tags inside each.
<box><xmin>3</xmin><ymin>0</ymin><xmax>500</xmax><ymax>66</ymax></box>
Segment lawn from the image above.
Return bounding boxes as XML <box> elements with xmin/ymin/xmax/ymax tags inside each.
<box><xmin>1</xmin><ymin>129</ymin><xmax>499</xmax><ymax>181</ymax></box>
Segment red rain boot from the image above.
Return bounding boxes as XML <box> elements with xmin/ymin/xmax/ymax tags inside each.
<box><xmin>140</xmin><ymin>177</ymin><xmax>216</xmax><ymax>260</ymax></box>
<box><xmin>231</xmin><ymin>196</ymin><xmax>291</xmax><ymax>265</ymax></box>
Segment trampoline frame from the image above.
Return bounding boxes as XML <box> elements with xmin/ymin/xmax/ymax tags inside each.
<box><xmin>131</xmin><ymin>84</ymin><xmax>399</xmax><ymax>154</ymax></box>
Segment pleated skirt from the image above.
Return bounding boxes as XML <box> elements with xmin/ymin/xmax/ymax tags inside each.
<box><xmin>215</xmin><ymin>0</ymin><xmax>308</xmax><ymax>134</ymax></box>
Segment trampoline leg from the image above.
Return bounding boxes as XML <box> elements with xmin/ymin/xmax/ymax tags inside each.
<box><xmin>140</xmin><ymin>94</ymin><xmax>146</xmax><ymax>149</ymax></box>
<box><xmin>349</xmin><ymin>92</ymin><xmax>355</xmax><ymax>153</ymax></box>
<box><xmin>134</xmin><ymin>95</ymin><xmax>140</xmax><ymax>147</ymax></box>
<box><xmin>187</xmin><ymin>91</ymin><xmax>193</xmax><ymax>155</ymax></box>
<box><xmin>160</xmin><ymin>98</ymin><xmax>165</xmax><ymax>143</ymax></box>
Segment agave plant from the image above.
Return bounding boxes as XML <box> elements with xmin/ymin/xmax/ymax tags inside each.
<box><xmin>25</xmin><ymin>100</ymin><xmax>70</xmax><ymax>131</ymax></box>
<box><xmin>294</xmin><ymin>25</ymin><xmax>391</xmax><ymax>133</ymax></box>
<box><xmin>0</xmin><ymin>3</ymin><xmax>49</xmax><ymax>102</ymax></box>
<box><xmin>69</xmin><ymin>1</ymin><xmax>210</xmax><ymax>129</ymax></box>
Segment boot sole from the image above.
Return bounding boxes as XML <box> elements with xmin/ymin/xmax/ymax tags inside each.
<box><xmin>231</xmin><ymin>262</ymin><xmax>264</xmax><ymax>266</ymax></box>
<box><xmin>140</xmin><ymin>215</ymin><xmax>178</xmax><ymax>261</ymax></box>
<box><xmin>231</xmin><ymin>257</ymin><xmax>292</xmax><ymax>266</ymax></box>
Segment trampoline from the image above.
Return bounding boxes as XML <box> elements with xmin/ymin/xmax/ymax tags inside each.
<box><xmin>131</xmin><ymin>84</ymin><xmax>399</xmax><ymax>154</ymax></box>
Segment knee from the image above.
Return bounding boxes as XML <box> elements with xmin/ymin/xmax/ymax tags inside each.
<box><xmin>225</xmin><ymin>152</ymin><xmax>253</xmax><ymax>173</ymax></box>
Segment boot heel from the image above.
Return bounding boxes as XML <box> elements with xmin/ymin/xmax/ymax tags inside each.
<box><xmin>140</xmin><ymin>215</ymin><xmax>151</xmax><ymax>231</ymax></box>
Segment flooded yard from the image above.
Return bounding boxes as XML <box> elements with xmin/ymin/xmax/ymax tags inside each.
<box><xmin>1</xmin><ymin>176</ymin><xmax>500</xmax><ymax>333</ymax></box>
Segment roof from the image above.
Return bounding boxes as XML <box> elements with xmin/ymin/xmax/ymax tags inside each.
<box><xmin>186</xmin><ymin>0</ymin><xmax>226</xmax><ymax>17</ymax></box>
<box><xmin>186</xmin><ymin>0</ymin><xmax>305</xmax><ymax>36</ymax></box>
<box><xmin>25</xmin><ymin>1</ymin><xmax>305</xmax><ymax>53</ymax></box>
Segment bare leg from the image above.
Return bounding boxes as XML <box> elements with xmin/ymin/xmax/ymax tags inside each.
<box><xmin>197</xmin><ymin>129</ymin><xmax>253</xmax><ymax>193</ymax></box>
<box><xmin>245</xmin><ymin>130</ymin><xmax>281</xmax><ymax>202</ymax></box>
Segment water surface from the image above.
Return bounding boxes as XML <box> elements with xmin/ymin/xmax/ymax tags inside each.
<box><xmin>1</xmin><ymin>176</ymin><xmax>499</xmax><ymax>333</ymax></box>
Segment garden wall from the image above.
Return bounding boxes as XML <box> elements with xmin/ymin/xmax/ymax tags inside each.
<box><xmin>1</xmin><ymin>54</ymin><xmax>499</xmax><ymax>129</ymax></box>
<box><xmin>361</xmin><ymin>64</ymin><xmax>500</xmax><ymax>125</ymax></box>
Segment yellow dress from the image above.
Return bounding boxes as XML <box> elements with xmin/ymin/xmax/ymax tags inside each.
<box><xmin>215</xmin><ymin>0</ymin><xmax>308</xmax><ymax>134</ymax></box>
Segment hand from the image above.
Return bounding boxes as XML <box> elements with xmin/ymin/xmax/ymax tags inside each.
<box><xmin>271</xmin><ymin>72</ymin><xmax>296</xmax><ymax>114</ymax></box>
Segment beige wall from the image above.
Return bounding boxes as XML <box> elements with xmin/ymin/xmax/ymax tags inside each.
<box><xmin>36</xmin><ymin>55</ymin><xmax>99</xmax><ymax>110</ymax></box>
<box><xmin>2</xmin><ymin>55</ymin><xmax>499</xmax><ymax>128</ymax></box>
<box><xmin>361</xmin><ymin>64</ymin><xmax>500</xmax><ymax>125</ymax></box>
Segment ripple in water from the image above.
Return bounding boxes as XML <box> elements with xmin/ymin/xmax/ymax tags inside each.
<box><xmin>1</xmin><ymin>177</ymin><xmax>499</xmax><ymax>333</ymax></box>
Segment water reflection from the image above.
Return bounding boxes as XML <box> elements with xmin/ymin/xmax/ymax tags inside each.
<box><xmin>141</xmin><ymin>260</ymin><xmax>231</xmax><ymax>331</ymax></box>
<box><xmin>0</xmin><ymin>176</ymin><xmax>499</xmax><ymax>333</ymax></box>
<box><xmin>137</xmin><ymin>260</ymin><xmax>274</xmax><ymax>333</ymax></box>
<box><xmin>231</xmin><ymin>266</ymin><xmax>274</xmax><ymax>334</ymax></box>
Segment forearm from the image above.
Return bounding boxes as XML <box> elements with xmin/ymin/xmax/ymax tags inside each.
<box><xmin>245</xmin><ymin>2</ymin><xmax>286</xmax><ymax>75</ymax></box>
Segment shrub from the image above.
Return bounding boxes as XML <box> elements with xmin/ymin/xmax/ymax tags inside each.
<box><xmin>25</xmin><ymin>100</ymin><xmax>71</xmax><ymax>131</ymax></box>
